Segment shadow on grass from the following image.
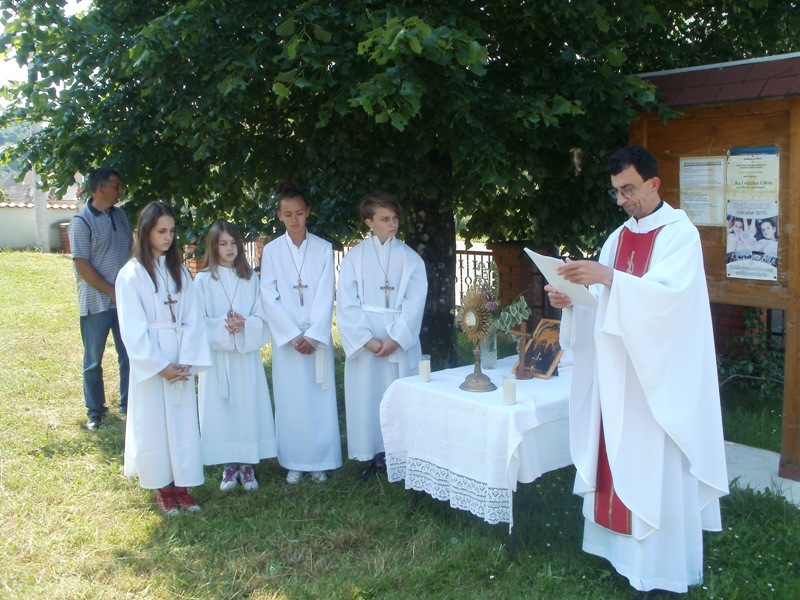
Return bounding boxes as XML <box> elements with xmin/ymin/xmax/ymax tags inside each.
<box><xmin>108</xmin><ymin>456</ymin><xmax>643</xmax><ymax>599</ymax></box>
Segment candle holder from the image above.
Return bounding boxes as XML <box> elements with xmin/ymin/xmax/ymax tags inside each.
<box><xmin>460</xmin><ymin>343</ymin><xmax>497</xmax><ymax>392</ymax></box>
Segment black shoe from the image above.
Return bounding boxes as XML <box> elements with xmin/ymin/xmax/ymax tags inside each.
<box><xmin>632</xmin><ymin>590</ymin><xmax>674</xmax><ymax>599</ymax></box>
<box><xmin>358</xmin><ymin>453</ymin><xmax>387</xmax><ymax>481</ymax></box>
<box><xmin>358</xmin><ymin>461</ymin><xmax>377</xmax><ymax>481</ymax></box>
<box><xmin>373</xmin><ymin>452</ymin><xmax>386</xmax><ymax>469</ymax></box>
<box><xmin>85</xmin><ymin>417</ymin><xmax>102</xmax><ymax>431</ymax></box>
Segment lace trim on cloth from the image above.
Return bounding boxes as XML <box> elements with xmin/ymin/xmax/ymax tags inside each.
<box><xmin>387</xmin><ymin>452</ymin><xmax>513</xmax><ymax>526</ymax></box>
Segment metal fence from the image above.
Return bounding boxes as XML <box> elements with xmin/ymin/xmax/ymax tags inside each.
<box><xmin>454</xmin><ymin>249</ymin><xmax>493</xmax><ymax>304</ymax></box>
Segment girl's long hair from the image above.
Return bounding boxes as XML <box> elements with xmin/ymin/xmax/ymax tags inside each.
<box><xmin>201</xmin><ymin>221</ymin><xmax>252</xmax><ymax>280</ymax></box>
<box><xmin>132</xmin><ymin>201</ymin><xmax>183</xmax><ymax>292</ymax></box>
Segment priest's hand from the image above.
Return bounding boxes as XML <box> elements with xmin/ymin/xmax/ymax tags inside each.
<box><xmin>544</xmin><ymin>284</ymin><xmax>573</xmax><ymax>309</ymax></box>
<box><xmin>294</xmin><ymin>336</ymin><xmax>316</xmax><ymax>355</ymax></box>
<box><xmin>556</xmin><ymin>259</ymin><xmax>613</xmax><ymax>288</ymax></box>
<box><xmin>375</xmin><ymin>338</ymin><xmax>399</xmax><ymax>357</ymax></box>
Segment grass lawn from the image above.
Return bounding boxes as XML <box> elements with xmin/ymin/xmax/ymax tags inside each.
<box><xmin>1</xmin><ymin>250</ymin><xmax>798</xmax><ymax>599</ymax></box>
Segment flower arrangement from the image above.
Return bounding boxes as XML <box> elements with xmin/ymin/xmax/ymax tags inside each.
<box><xmin>475</xmin><ymin>261</ymin><xmax>531</xmax><ymax>334</ymax></box>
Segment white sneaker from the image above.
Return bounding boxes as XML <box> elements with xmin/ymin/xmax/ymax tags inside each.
<box><xmin>310</xmin><ymin>471</ymin><xmax>327</xmax><ymax>483</ymax></box>
<box><xmin>220</xmin><ymin>465</ymin><xmax>239</xmax><ymax>491</ymax></box>
<box><xmin>286</xmin><ymin>470</ymin><xmax>303</xmax><ymax>485</ymax></box>
<box><xmin>239</xmin><ymin>465</ymin><xmax>259</xmax><ymax>491</ymax></box>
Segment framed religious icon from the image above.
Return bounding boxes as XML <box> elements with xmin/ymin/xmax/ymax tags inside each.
<box><xmin>513</xmin><ymin>318</ymin><xmax>564</xmax><ymax>379</ymax></box>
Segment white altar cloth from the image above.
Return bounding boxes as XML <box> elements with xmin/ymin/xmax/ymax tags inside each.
<box><xmin>380</xmin><ymin>355</ymin><xmax>572</xmax><ymax>526</ymax></box>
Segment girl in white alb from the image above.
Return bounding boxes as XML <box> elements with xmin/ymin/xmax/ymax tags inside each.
<box><xmin>195</xmin><ymin>221</ymin><xmax>277</xmax><ymax>492</ymax></box>
<box><xmin>115</xmin><ymin>201</ymin><xmax>211</xmax><ymax>516</ymax></box>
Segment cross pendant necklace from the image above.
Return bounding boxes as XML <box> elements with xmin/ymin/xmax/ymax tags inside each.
<box><xmin>293</xmin><ymin>277</ymin><xmax>308</xmax><ymax>306</ymax></box>
<box><xmin>219</xmin><ymin>267</ymin><xmax>240</xmax><ymax>318</ymax></box>
<box><xmin>286</xmin><ymin>233</ymin><xmax>309</xmax><ymax>306</ymax></box>
<box><xmin>157</xmin><ymin>264</ymin><xmax>178</xmax><ymax>323</ymax></box>
<box><xmin>371</xmin><ymin>233</ymin><xmax>394</xmax><ymax>308</ymax></box>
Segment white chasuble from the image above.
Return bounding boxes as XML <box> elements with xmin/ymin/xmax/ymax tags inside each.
<box><xmin>560</xmin><ymin>203</ymin><xmax>728</xmax><ymax>593</ymax></box>
<box><xmin>260</xmin><ymin>232</ymin><xmax>342</xmax><ymax>471</ymax></box>
<box><xmin>195</xmin><ymin>268</ymin><xmax>277</xmax><ymax>465</ymax></box>
<box><xmin>115</xmin><ymin>256</ymin><xmax>212</xmax><ymax>489</ymax></box>
<box><xmin>337</xmin><ymin>235</ymin><xmax>428</xmax><ymax>460</ymax></box>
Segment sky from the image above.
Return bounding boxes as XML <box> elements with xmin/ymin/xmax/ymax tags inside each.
<box><xmin>0</xmin><ymin>59</ymin><xmax>24</xmax><ymax>86</ymax></box>
<box><xmin>0</xmin><ymin>1</ymin><xmax>90</xmax><ymax>86</ymax></box>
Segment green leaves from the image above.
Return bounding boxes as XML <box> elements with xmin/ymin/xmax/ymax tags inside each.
<box><xmin>495</xmin><ymin>295</ymin><xmax>532</xmax><ymax>335</ymax></box>
<box><xmin>275</xmin><ymin>19</ymin><xmax>294</xmax><ymax>37</ymax></box>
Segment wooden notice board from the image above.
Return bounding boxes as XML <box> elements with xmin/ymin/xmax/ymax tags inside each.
<box><xmin>631</xmin><ymin>97</ymin><xmax>800</xmax><ymax>480</ymax></box>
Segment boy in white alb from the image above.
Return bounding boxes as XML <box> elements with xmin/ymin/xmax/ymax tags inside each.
<box><xmin>260</xmin><ymin>181</ymin><xmax>342</xmax><ymax>484</ymax></box>
<box><xmin>337</xmin><ymin>192</ymin><xmax>427</xmax><ymax>479</ymax></box>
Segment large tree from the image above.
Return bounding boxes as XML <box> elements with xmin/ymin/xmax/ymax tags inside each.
<box><xmin>2</xmin><ymin>0</ymin><xmax>799</xmax><ymax>365</ymax></box>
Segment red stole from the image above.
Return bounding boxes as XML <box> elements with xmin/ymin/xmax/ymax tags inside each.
<box><xmin>593</xmin><ymin>225</ymin><xmax>663</xmax><ymax>535</ymax></box>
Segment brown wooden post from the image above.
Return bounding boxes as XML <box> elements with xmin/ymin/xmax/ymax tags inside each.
<box><xmin>780</xmin><ymin>98</ymin><xmax>800</xmax><ymax>480</ymax></box>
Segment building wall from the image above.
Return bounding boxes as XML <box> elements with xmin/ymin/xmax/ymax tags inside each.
<box><xmin>0</xmin><ymin>203</ymin><xmax>78</xmax><ymax>251</ymax></box>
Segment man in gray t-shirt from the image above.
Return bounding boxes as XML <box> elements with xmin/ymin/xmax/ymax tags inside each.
<box><xmin>69</xmin><ymin>168</ymin><xmax>133</xmax><ymax>430</ymax></box>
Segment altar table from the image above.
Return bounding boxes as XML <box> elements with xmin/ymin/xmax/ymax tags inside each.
<box><xmin>380</xmin><ymin>355</ymin><xmax>572</xmax><ymax>529</ymax></box>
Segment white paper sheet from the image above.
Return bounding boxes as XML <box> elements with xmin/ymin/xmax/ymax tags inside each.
<box><xmin>524</xmin><ymin>248</ymin><xmax>599</xmax><ymax>308</ymax></box>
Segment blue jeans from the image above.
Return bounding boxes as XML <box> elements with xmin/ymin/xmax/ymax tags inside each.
<box><xmin>80</xmin><ymin>309</ymin><xmax>130</xmax><ymax>418</ymax></box>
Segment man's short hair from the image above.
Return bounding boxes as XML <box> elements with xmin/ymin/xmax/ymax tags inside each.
<box><xmin>608</xmin><ymin>146</ymin><xmax>659</xmax><ymax>180</ymax></box>
<box><xmin>87</xmin><ymin>168</ymin><xmax>121</xmax><ymax>193</ymax></box>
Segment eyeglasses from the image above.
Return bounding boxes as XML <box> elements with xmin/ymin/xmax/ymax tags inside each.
<box><xmin>607</xmin><ymin>179</ymin><xmax>649</xmax><ymax>201</ymax></box>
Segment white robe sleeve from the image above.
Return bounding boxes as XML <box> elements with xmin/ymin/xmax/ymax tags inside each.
<box><xmin>115</xmin><ymin>261</ymin><xmax>171</xmax><ymax>382</ymax></box>
<box><xmin>234</xmin><ymin>274</ymin><xmax>270</xmax><ymax>354</ymax></box>
<box><xmin>385</xmin><ymin>246</ymin><xmax>427</xmax><ymax>352</ymax></box>
<box><xmin>175</xmin><ymin>267</ymin><xmax>212</xmax><ymax>372</ymax></box>
<box><xmin>259</xmin><ymin>243</ymin><xmax>303</xmax><ymax>347</ymax></box>
<box><xmin>195</xmin><ymin>272</ymin><xmax>236</xmax><ymax>352</ymax></box>
<box><xmin>599</xmin><ymin>224</ymin><xmax>728</xmax><ymax>497</ymax></box>
<box><xmin>302</xmin><ymin>240</ymin><xmax>335</xmax><ymax>348</ymax></box>
<box><xmin>336</xmin><ymin>244</ymin><xmax>374</xmax><ymax>359</ymax></box>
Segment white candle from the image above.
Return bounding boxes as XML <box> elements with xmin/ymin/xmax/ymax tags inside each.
<box><xmin>502</xmin><ymin>374</ymin><xmax>516</xmax><ymax>405</ymax></box>
<box><xmin>419</xmin><ymin>354</ymin><xmax>431</xmax><ymax>382</ymax></box>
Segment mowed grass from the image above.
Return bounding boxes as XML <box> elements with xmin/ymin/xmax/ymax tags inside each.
<box><xmin>1</xmin><ymin>250</ymin><xmax>799</xmax><ymax>599</ymax></box>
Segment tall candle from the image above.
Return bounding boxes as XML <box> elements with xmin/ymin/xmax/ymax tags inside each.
<box><xmin>419</xmin><ymin>354</ymin><xmax>431</xmax><ymax>382</ymax></box>
<box><xmin>502</xmin><ymin>374</ymin><xmax>516</xmax><ymax>405</ymax></box>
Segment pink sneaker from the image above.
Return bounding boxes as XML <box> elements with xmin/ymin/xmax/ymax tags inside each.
<box><xmin>239</xmin><ymin>465</ymin><xmax>259</xmax><ymax>491</ymax></box>
<box><xmin>220</xmin><ymin>465</ymin><xmax>239</xmax><ymax>491</ymax></box>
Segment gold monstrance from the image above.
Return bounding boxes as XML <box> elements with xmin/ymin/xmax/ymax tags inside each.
<box><xmin>458</xmin><ymin>286</ymin><xmax>497</xmax><ymax>392</ymax></box>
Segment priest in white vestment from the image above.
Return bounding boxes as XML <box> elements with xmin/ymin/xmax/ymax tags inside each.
<box><xmin>337</xmin><ymin>192</ymin><xmax>428</xmax><ymax>478</ymax></box>
<box><xmin>260</xmin><ymin>183</ymin><xmax>342</xmax><ymax>483</ymax></box>
<box><xmin>546</xmin><ymin>146</ymin><xmax>728</xmax><ymax>595</ymax></box>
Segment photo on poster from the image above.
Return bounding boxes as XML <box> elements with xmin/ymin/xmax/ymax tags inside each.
<box><xmin>725</xmin><ymin>199</ymin><xmax>779</xmax><ymax>281</ymax></box>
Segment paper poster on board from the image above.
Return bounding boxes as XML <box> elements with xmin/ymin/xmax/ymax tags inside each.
<box><xmin>679</xmin><ymin>157</ymin><xmax>726</xmax><ymax>226</ymax></box>
<box><xmin>725</xmin><ymin>149</ymin><xmax>779</xmax><ymax>281</ymax></box>
<box><xmin>725</xmin><ymin>200</ymin><xmax>779</xmax><ymax>280</ymax></box>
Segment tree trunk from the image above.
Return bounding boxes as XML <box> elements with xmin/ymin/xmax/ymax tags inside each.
<box><xmin>406</xmin><ymin>193</ymin><xmax>458</xmax><ymax>371</ymax></box>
